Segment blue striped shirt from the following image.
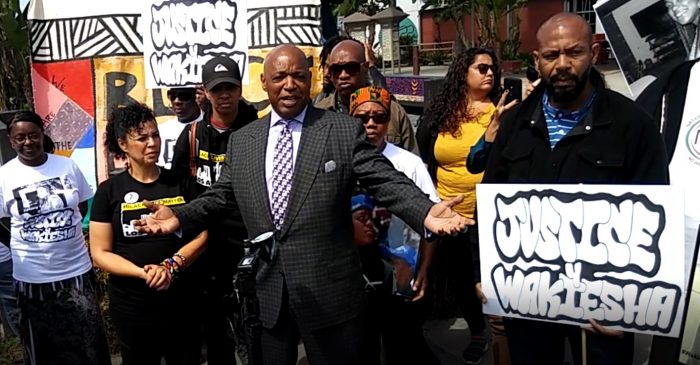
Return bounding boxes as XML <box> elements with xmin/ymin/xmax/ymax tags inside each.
<box><xmin>541</xmin><ymin>91</ymin><xmax>597</xmax><ymax>149</ymax></box>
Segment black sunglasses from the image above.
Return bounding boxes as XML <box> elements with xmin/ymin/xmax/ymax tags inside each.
<box><xmin>356</xmin><ymin>113</ymin><xmax>389</xmax><ymax>124</ymax></box>
<box><xmin>329</xmin><ymin>62</ymin><xmax>362</xmax><ymax>77</ymax></box>
<box><xmin>167</xmin><ymin>91</ymin><xmax>195</xmax><ymax>102</ymax></box>
<box><xmin>475</xmin><ymin>63</ymin><xmax>497</xmax><ymax>75</ymax></box>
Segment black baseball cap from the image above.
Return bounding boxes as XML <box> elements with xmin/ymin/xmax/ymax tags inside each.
<box><xmin>202</xmin><ymin>56</ymin><xmax>242</xmax><ymax>91</ymax></box>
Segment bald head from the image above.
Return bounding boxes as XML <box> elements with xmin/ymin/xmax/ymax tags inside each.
<box><xmin>261</xmin><ymin>44</ymin><xmax>311</xmax><ymax>119</ymax></box>
<box><xmin>536</xmin><ymin>13</ymin><xmax>593</xmax><ymax>48</ymax></box>
<box><xmin>329</xmin><ymin>39</ymin><xmax>366</xmax><ymax>64</ymax></box>
<box><xmin>264</xmin><ymin>44</ymin><xmax>308</xmax><ymax>74</ymax></box>
<box><xmin>328</xmin><ymin>39</ymin><xmax>369</xmax><ymax>103</ymax></box>
<box><xmin>533</xmin><ymin>13</ymin><xmax>599</xmax><ymax>110</ymax></box>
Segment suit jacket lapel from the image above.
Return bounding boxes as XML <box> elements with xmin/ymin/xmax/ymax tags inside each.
<box><xmin>280</xmin><ymin>107</ymin><xmax>330</xmax><ymax>237</ymax></box>
<box><xmin>248</xmin><ymin>115</ymin><xmax>274</xmax><ymax>228</ymax></box>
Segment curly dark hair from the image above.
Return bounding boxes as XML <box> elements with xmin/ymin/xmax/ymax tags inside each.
<box><xmin>106</xmin><ymin>103</ymin><xmax>156</xmax><ymax>159</ymax></box>
<box><xmin>420</xmin><ymin>47</ymin><xmax>502</xmax><ymax>136</ymax></box>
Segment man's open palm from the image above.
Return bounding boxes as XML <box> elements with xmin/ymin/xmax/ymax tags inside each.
<box><xmin>132</xmin><ymin>200</ymin><xmax>181</xmax><ymax>235</ymax></box>
<box><xmin>424</xmin><ymin>195</ymin><xmax>474</xmax><ymax>235</ymax></box>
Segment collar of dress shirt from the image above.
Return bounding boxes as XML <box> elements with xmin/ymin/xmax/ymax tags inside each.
<box><xmin>270</xmin><ymin>105</ymin><xmax>308</xmax><ymax>127</ymax></box>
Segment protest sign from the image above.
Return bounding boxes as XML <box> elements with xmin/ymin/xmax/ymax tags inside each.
<box><xmin>594</xmin><ymin>0</ymin><xmax>699</xmax><ymax>96</ymax></box>
<box><xmin>476</xmin><ymin>184</ymin><xmax>686</xmax><ymax>337</ymax></box>
<box><xmin>142</xmin><ymin>0</ymin><xmax>249</xmax><ymax>88</ymax></box>
<box><xmin>681</xmin><ymin>262</ymin><xmax>700</xmax><ymax>363</ymax></box>
<box><xmin>28</xmin><ymin>0</ymin><xmax>323</xmax><ymax>185</ymax></box>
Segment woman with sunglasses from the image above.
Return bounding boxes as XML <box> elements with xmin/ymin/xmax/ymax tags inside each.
<box><xmin>0</xmin><ymin>111</ymin><xmax>111</xmax><ymax>364</ymax></box>
<box><xmin>416</xmin><ymin>47</ymin><xmax>509</xmax><ymax>365</ymax></box>
<box><xmin>349</xmin><ymin>86</ymin><xmax>440</xmax><ymax>365</ymax></box>
<box><xmin>90</xmin><ymin>103</ymin><xmax>208</xmax><ymax>364</ymax></box>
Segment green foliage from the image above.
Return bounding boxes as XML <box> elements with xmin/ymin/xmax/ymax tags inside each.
<box><xmin>417</xmin><ymin>0</ymin><xmax>472</xmax><ymax>48</ymax></box>
<box><xmin>335</xmin><ymin>0</ymin><xmax>389</xmax><ymax>17</ymax></box>
<box><xmin>472</xmin><ymin>0</ymin><xmax>528</xmax><ymax>59</ymax></box>
<box><xmin>0</xmin><ymin>336</ymin><xmax>22</xmax><ymax>364</ymax></box>
<box><xmin>0</xmin><ymin>0</ymin><xmax>32</xmax><ymax>110</ymax></box>
<box><xmin>515</xmin><ymin>52</ymin><xmax>533</xmax><ymax>66</ymax></box>
<box><xmin>421</xmin><ymin>50</ymin><xmax>450</xmax><ymax>66</ymax></box>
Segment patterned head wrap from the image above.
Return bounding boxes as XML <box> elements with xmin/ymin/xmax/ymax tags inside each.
<box><xmin>349</xmin><ymin>86</ymin><xmax>391</xmax><ymax>115</ymax></box>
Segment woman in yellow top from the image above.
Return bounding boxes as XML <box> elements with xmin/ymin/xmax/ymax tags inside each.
<box><xmin>416</xmin><ymin>47</ymin><xmax>509</xmax><ymax>365</ymax></box>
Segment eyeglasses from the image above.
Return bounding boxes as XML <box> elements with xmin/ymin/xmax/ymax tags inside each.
<box><xmin>355</xmin><ymin>113</ymin><xmax>389</xmax><ymax>124</ymax></box>
<box><xmin>475</xmin><ymin>64</ymin><xmax>497</xmax><ymax>75</ymax></box>
<box><xmin>329</xmin><ymin>62</ymin><xmax>362</xmax><ymax>77</ymax></box>
<box><xmin>167</xmin><ymin>91</ymin><xmax>195</xmax><ymax>102</ymax></box>
<box><xmin>11</xmin><ymin>132</ymin><xmax>42</xmax><ymax>144</ymax></box>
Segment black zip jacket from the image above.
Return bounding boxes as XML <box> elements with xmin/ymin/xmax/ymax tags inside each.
<box><xmin>170</xmin><ymin>100</ymin><xmax>258</xmax><ymax>279</ymax></box>
<box><xmin>476</xmin><ymin>72</ymin><xmax>669</xmax><ymax>282</ymax></box>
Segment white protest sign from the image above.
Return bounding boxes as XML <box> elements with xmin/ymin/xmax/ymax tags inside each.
<box><xmin>476</xmin><ymin>184</ymin><xmax>686</xmax><ymax>337</ymax></box>
<box><xmin>142</xmin><ymin>0</ymin><xmax>249</xmax><ymax>89</ymax></box>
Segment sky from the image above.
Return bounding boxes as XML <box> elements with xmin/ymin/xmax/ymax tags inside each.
<box><xmin>20</xmin><ymin>0</ymin><xmax>29</xmax><ymax>11</ymax></box>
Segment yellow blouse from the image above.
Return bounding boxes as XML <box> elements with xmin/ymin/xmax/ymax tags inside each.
<box><xmin>435</xmin><ymin>104</ymin><xmax>495</xmax><ymax>218</ymax></box>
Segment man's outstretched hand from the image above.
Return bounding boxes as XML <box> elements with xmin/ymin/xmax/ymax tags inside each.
<box><xmin>424</xmin><ymin>195</ymin><xmax>474</xmax><ymax>235</ymax></box>
<box><xmin>132</xmin><ymin>200</ymin><xmax>181</xmax><ymax>235</ymax></box>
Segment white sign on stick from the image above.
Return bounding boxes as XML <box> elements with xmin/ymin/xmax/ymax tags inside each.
<box><xmin>476</xmin><ymin>184</ymin><xmax>686</xmax><ymax>337</ymax></box>
<box><xmin>143</xmin><ymin>0</ymin><xmax>249</xmax><ymax>89</ymax></box>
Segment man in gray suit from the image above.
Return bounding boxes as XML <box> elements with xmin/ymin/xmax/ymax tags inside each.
<box><xmin>135</xmin><ymin>44</ymin><xmax>470</xmax><ymax>365</ymax></box>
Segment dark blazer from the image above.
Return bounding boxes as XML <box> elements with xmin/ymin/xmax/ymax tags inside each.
<box><xmin>174</xmin><ymin>105</ymin><xmax>433</xmax><ymax>331</ymax></box>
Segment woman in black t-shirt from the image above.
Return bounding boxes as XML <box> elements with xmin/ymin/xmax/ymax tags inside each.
<box><xmin>89</xmin><ymin>103</ymin><xmax>208</xmax><ymax>365</ymax></box>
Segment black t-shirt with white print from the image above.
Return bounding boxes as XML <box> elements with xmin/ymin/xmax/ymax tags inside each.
<box><xmin>91</xmin><ymin>169</ymin><xmax>198</xmax><ymax>318</ymax></box>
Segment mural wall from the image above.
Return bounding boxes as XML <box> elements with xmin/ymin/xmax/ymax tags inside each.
<box><xmin>28</xmin><ymin>0</ymin><xmax>323</xmax><ymax>187</ymax></box>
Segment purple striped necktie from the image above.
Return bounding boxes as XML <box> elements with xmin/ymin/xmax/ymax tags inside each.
<box><xmin>271</xmin><ymin>119</ymin><xmax>294</xmax><ymax>230</ymax></box>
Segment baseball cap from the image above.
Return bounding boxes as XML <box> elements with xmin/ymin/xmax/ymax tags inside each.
<box><xmin>202</xmin><ymin>56</ymin><xmax>242</xmax><ymax>91</ymax></box>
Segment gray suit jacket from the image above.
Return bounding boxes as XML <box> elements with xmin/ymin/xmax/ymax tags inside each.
<box><xmin>175</xmin><ymin>105</ymin><xmax>433</xmax><ymax>331</ymax></box>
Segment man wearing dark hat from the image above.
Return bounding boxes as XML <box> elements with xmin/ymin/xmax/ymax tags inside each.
<box><xmin>171</xmin><ymin>56</ymin><xmax>259</xmax><ymax>365</ymax></box>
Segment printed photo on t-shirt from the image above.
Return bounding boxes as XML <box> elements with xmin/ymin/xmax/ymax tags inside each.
<box><xmin>12</xmin><ymin>177</ymin><xmax>76</xmax><ymax>243</ymax></box>
<box><xmin>120</xmin><ymin>196</ymin><xmax>185</xmax><ymax>238</ymax></box>
<box><xmin>195</xmin><ymin>150</ymin><xmax>225</xmax><ymax>187</ymax></box>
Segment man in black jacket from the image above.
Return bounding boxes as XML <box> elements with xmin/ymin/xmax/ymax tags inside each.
<box><xmin>481</xmin><ymin>13</ymin><xmax>669</xmax><ymax>365</ymax></box>
<box><xmin>171</xmin><ymin>56</ymin><xmax>259</xmax><ymax>365</ymax></box>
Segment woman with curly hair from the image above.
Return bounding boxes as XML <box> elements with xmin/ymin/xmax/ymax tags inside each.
<box><xmin>90</xmin><ymin>103</ymin><xmax>207</xmax><ymax>364</ymax></box>
<box><xmin>416</xmin><ymin>47</ymin><xmax>515</xmax><ymax>365</ymax></box>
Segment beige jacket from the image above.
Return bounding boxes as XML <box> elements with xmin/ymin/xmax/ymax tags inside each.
<box><xmin>314</xmin><ymin>92</ymin><xmax>419</xmax><ymax>154</ymax></box>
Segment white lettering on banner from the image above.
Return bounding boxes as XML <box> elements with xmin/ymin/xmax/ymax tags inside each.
<box><xmin>491</xmin><ymin>265</ymin><xmax>680</xmax><ymax>333</ymax></box>
<box><xmin>493</xmin><ymin>192</ymin><xmax>662</xmax><ymax>276</ymax></box>
<box><xmin>20</xmin><ymin>208</ymin><xmax>76</xmax><ymax>243</ymax></box>
<box><xmin>145</xmin><ymin>0</ymin><xmax>248</xmax><ymax>88</ymax></box>
<box><xmin>482</xmin><ymin>189</ymin><xmax>683</xmax><ymax>335</ymax></box>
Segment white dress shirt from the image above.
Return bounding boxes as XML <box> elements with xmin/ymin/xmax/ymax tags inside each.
<box><xmin>265</xmin><ymin>106</ymin><xmax>307</xmax><ymax>210</ymax></box>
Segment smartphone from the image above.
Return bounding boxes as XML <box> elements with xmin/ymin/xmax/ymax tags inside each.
<box><xmin>503</xmin><ymin>77</ymin><xmax>523</xmax><ymax>105</ymax></box>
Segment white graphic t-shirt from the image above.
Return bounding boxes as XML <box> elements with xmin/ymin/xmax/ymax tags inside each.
<box><xmin>0</xmin><ymin>154</ymin><xmax>93</xmax><ymax>283</ymax></box>
<box><xmin>157</xmin><ymin>111</ymin><xmax>204</xmax><ymax>169</ymax></box>
<box><xmin>381</xmin><ymin>142</ymin><xmax>439</xmax><ymax>266</ymax></box>
<box><xmin>669</xmin><ymin>62</ymin><xmax>700</xmax><ymax>287</ymax></box>
<box><xmin>674</xmin><ymin>62</ymin><xmax>700</xmax><ymax>365</ymax></box>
